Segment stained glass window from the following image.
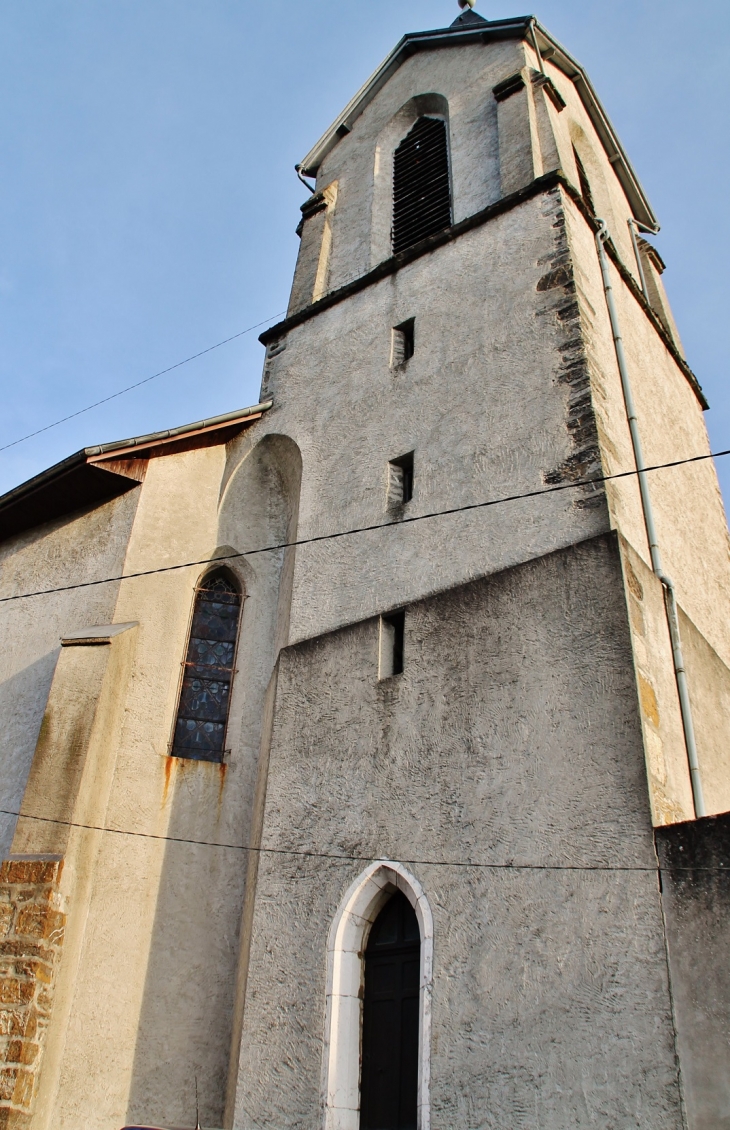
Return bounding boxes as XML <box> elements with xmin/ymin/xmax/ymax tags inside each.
<box><xmin>171</xmin><ymin>571</ymin><xmax>242</xmax><ymax>762</ymax></box>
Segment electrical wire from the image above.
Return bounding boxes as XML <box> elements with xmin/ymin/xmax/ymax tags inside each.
<box><xmin>0</xmin><ymin>311</ymin><xmax>286</xmax><ymax>454</ymax></box>
<box><xmin>0</xmin><ymin>807</ymin><xmax>719</xmax><ymax>872</ymax></box>
<box><xmin>1</xmin><ymin>444</ymin><xmax>729</xmax><ymax>605</ymax></box>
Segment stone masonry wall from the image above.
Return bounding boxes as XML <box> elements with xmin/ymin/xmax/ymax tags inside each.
<box><xmin>0</xmin><ymin>859</ymin><xmax>65</xmax><ymax>1130</ymax></box>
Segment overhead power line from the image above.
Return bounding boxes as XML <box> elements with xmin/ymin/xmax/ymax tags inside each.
<box><xmin>0</xmin><ymin>311</ymin><xmax>286</xmax><ymax>454</ymax></box>
<box><xmin>1</xmin><ymin>444</ymin><xmax>728</xmax><ymax>605</ymax></box>
<box><xmin>0</xmin><ymin>807</ymin><xmax>717</xmax><ymax>872</ymax></box>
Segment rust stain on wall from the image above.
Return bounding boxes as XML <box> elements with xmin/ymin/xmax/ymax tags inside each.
<box><xmin>217</xmin><ymin>761</ymin><xmax>228</xmax><ymax>810</ymax></box>
<box><xmin>162</xmin><ymin>756</ymin><xmax>176</xmax><ymax>806</ymax></box>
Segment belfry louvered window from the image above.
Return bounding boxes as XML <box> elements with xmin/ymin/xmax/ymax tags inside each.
<box><xmin>392</xmin><ymin>116</ymin><xmax>451</xmax><ymax>255</ymax></box>
<box><xmin>171</xmin><ymin>571</ymin><xmax>242</xmax><ymax>762</ymax></box>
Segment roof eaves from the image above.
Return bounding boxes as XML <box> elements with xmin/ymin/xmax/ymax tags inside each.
<box><xmin>297</xmin><ymin>18</ymin><xmax>529</xmax><ymax>178</ymax></box>
<box><xmin>0</xmin><ymin>400</ymin><xmax>273</xmax><ymax>542</ymax></box>
<box><xmin>532</xmin><ymin>21</ymin><xmax>658</xmax><ymax>231</ymax></box>
<box><xmin>84</xmin><ymin>399</ymin><xmax>273</xmax><ymax>458</ymax></box>
<box><xmin>297</xmin><ymin>16</ymin><xmax>657</xmax><ymax>232</ymax></box>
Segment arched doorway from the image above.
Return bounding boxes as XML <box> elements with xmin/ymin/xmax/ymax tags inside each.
<box><xmin>360</xmin><ymin>891</ymin><xmax>421</xmax><ymax>1130</ymax></box>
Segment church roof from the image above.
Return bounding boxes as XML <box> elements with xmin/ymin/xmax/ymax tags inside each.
<box><xmin>0</xmin><ymin>399</ymin><xmax>272</xmax><ymax>542</ymax></box>
<box><xmin>296</xmin><ymin>14</ymin><xmax>658</xmax><ymax>232</ymax></box>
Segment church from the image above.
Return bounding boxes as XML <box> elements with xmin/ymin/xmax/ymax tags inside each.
<box><xmin>1</xmin><ymin>4</ymin><xmax>730</xmax><ymax>1129</ymax></box>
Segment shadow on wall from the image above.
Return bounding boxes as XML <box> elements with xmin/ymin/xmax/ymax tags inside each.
<box><xmin>125</xmin><ymin>434</ymin><xmax>301</xmax><ymax>1129</ymax></box>
<box><xmin>0</xmin><ymin>651</ymin><xmax>60</xmax><ymax>857</ymax></box>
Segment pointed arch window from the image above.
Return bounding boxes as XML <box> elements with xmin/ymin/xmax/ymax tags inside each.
<box><xmin>392</xmin><ymin>116</ymin><xmax>451</xmax><ymax>255</ymax></box>
<box><xmin>171</xmin><ymin>570</ymin><xmax>242</xmax><ymax>762</ymax></box>
<box><xmin>360</xmin><ymin>891</ymin><xmax>421</xmax><ymax>1130</ymax></box>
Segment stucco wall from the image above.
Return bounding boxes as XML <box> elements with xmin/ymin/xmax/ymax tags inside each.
<box><xmin>563</xmin><ymin>189</ymin><xmax>730</xmax><ymax>667</ymax></box>
<box><xmin>263</xmin><ymin>187</ymin><xmax>610</xmax><ymax>646</ymax></box>
<box><xmin>0</xmin><ymin>431</ymin><xmax>300</xmax><ymax>1130</ymax></box>
<box><xmin>0</xmin><ymin>490</ymin><xmax>140</xmax><ymax>857</ymax></box>
<box><xmin>33</xmin><ymin>437</ymin><xmax>300</xmax><ymax>1130</ymax></box>
<box><xmin>656</xmin><ymin>812</ymin><xmax>730</xmax><ymax>1130</ymax></box>
<box><xmin>235</xmin><ymin>534</ymin><xmax>683</xmax><ymax>1130</ymax></box>
<box><xmin>309</xmin><ymin>39</ymin><xmax>517</xmax><ymax>292</ymax></box>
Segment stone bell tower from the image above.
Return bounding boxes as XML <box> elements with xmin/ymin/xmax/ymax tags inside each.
<box><xmin>2</xmin><ymin>5</ymin><xmax>730</xmax><ymax>1130</ymax></box>
<box><xmin>229</xmin><ymin>6</ymin><xmax>730</xmax><ymax>1130</ymax></box>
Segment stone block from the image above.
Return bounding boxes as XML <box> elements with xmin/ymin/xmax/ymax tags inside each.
<box><xmin>14</xmin><ymin>908</ymin><xmax>63</xmax><ymax>945</ymax></box>
<box><xmin>0</xmin><ymin>984</ymin><xmax>32</xmax><ymax>1008</ymax></box>
<box><xmin>0</xmin><ymin>862</ymin><xmax>60</xmax><ymax>887</ymax></box>
<box><xmin>4</xmin><ymin>1043</ymin><xmax>37</xmax><ymax>1067</ymax></box>
<box><xmin>0</xmin><ymin>1111</ymin><xmax>32</xmax><ymax>1130</ymax></box>
<box><xmin>12</xmin><ymin>963</ymin><xmax>51</xmax><ymax>986</ymax></box>
<box><xmin>0</xmin><ymin>945</ymin><xmax>41</xmax><ymax>962</ymax></box>
<box><xmin>0</xmin><ymin>1015</ymin><xmax>28</xmax><ymax>1040</ymax></box>
<box><xmin>10</xmin><ymin>1069</ymin><xmax>34</xmax><ymax>1109</ymax></box>
<box><xmin>0</xmin><ymin>913</ymin><xmax>10</xmax><ymax>942</ymax></box>
<box><xmin>0</xmin><ymin>1071</ymin><xmax>16</xmax><ymax>1103</ymax></box>
<box><xmin>0</xmin><ymin>1109</ymin><xmax>32</xmax><ymax>1130</ymax></box>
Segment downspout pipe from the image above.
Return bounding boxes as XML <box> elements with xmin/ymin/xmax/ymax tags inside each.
<box><xmin>529</xmin><ymin>18</ymin><xmax>547</xmax><ymax>75</ymax></box>
<box><xmin>595</xmin><ymin>221</ymin><xmax>706</xmax><ymax>819</ymax></box>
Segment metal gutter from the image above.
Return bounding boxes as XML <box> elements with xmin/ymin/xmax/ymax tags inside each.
<box><xmin>84</xmin><ymin>400</ymin><xmax>273</xmax><ymax>458</ymax></box>
<box><xmin>532</xmin><ymin>21</ymin><xmax>658</xmax><ymax>232</ymax></box>
<box><xmin>595</xmin><ymin>221</ymin><xmax>705</xmax><ymax>818</ymax></box>
<box><xmin>297</xmin><ymin>15</ymin><xmax>658</xmax><ymax>232</ymax></box>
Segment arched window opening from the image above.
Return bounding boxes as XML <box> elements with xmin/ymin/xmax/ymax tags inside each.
<box><xmin>360</xmin><ymin>891</ymin><xmax>421</xmax><ymax>1130</ymax></box>
<box><xmin>392</xmin><ymin>117</ymin><xmax>451</xmax><ymax>256</ymax></box>
<box><xmin>171</xmin><ymin>570</ymin><xmax>242</xmax><ymax>762</ymax></box>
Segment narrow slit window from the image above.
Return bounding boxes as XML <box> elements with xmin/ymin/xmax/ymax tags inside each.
<box><xmin>171</xmin><ymin>571</ymin><xmax>242</xmax><ymax>762</ymax></box>
<box><xmin>393</xmin><ymin>117</ymin><xmax>451</xmax><ymax>255</ymax></box>
<box><xmin>573</xmin><ymin>147</ymin><xmax>595</xmax><ymax>215</ymax></box>
<box><xmin>379</xmin><ymin>610</ymin><xmax>405</xmax><ymax>679</ymax></box>
<box><xmin>391</xmin><ymin>319</ymin><xmax>415</xmax><ymax>369</ymax></box>
<box><xmin>387</xmin><ymin>452</ymin><xmax>414</xmax><ymax>508</ymax></box>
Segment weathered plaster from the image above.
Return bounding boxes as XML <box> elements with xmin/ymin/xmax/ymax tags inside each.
<box><xmin>308</xmin><ymin>40</ymin><xmax>517</xmax><ymax>291</ymax></box>
<box><xmin>264</xmin><ymin>190</ymin><xmax>610</xmax><ymax>646</ymax></box>
<box><xmin>656</xmin><ymin>813</ymin><xmax>730</xmax><ymax>1130</ymax></box>
<box><xmin>0</xmin><ymin>19</ymin><xmax>728</xmax><ymax>1130</ymax></box>
<box><xmin>235</xmin><ymin>536</ymin><xmax>682</xmax><ymax>1130</ymax></box>
<box><xmin>0</xmin><ymin>490</ymin><xmax>140</xmax><ymax>857</ymax></box>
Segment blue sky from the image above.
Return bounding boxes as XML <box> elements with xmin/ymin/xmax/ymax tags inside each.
<box><xmin>0</xmin><ymin>0</ymin><xmax>728</xmax><ymax>505</ymax></box>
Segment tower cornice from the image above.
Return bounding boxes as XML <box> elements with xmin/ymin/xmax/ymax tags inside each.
<box><xmin>261</xmin><ymin>172</ymin><xmax>704</xmax><ymax>408</ymax></box>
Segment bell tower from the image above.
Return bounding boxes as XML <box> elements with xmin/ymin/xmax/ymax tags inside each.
<box><xmin>235</xmin><ymin>5</ymin><xmax>730</xmax><ymax>1128</ymax></box>
<box><xmin>1</xmin><ymin>4</ymin><xmax>730</xmax><ymax>1129</ymax></box>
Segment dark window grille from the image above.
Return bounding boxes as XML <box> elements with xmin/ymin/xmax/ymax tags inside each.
<box><xmin>171</xmin><ymin>571</ymin><xmax>242</xmax><ymax>762</ymax></box>
<box><xmin>392</xmin><ymin>117</ymin><xmax>451</xmax><ymax>256</ymax></box>
<box><xmin>360</xmin><ymin>891</ymin><xmax>420</xmax><ymax>1130</ymax></box>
